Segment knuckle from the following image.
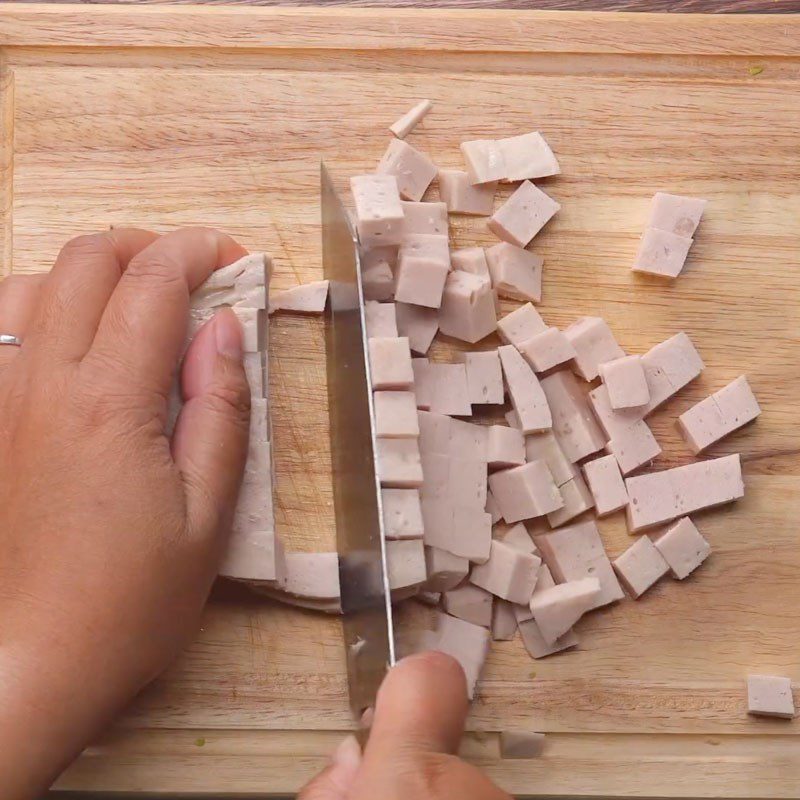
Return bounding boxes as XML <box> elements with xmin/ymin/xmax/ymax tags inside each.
<box><xmin>126</xmin><ymin>252</ymin><xmax>188</xmax><ymax>294</ymax></box>
<box><xmin>58</xmin><ymin>232</ymin><xmax>116</xmax><ymax>264</ymax></box>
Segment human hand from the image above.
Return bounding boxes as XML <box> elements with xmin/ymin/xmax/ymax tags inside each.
<box><xmin>0</xmin><ymin>228</ymin><xmax>252</xmax><ymax>799</ymax></box>
<box><xmin>299</xmin><ymin>651</ymin><xmax>512</xmax><ymax>800</ymax></box>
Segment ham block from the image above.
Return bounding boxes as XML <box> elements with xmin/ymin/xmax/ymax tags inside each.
<box><xmin>501</xmin><ymin>523</ymin><xmax>538</xmax><ymax>554</ymax></box>
<box><xmin>519</xmin><ymin>617</ymin><xmax>579</xmax><ymax>659</ymax></box>
<box><xmin>439</xmin><ymin>170</ymin><xmax>496</xmax><ymax>215</ymax></box>
<box><xmin>488</xmin><ymin>460</ymin><xmax>564</xmax><ymax>523</ymax></box>
<box><xmin>390</xmin><ymin>99</ymin><xmax>432</xmax><ymax>139</ymax></box>
<box><xmin>525</xmin><ymin>431</ymin><xmax>574</xmax><ymax>487</ymax></box>
<box><xmin>438</xmin><ymin>271</ymin><xmax>497</xmax><ymax>344</ymax></box>
<box><xmin>361</xmin><ymin>261</ymin><xmax>395</xmax><ymax>301</ymax></box>
<box><xmin>647</xmin><ymin>192</ymin><xmax>707</xmax><ymax>238</ymax></box>
<box><xmin>471</xmin><ymin>539</ymin><xmax>542</xmax><ymax>605</ymax></box>
<box><xmin>220</xmin><ymin>529</ymin><xmax>283</xmax><ymax>584</ymax></box>
<box><xmin>460</xmin><ymin>138</ymin><xmax>506</xmax><ymax>184</ymax></box>
<box><xmin>498</xmin><ymin>131</ymin><xmax>560</xmax><ymax>182</ymax></box>
<box><xmin>411</xmin><ymin>358</ymin><xmax>434</xmax><ymax>410</ymax></box>
<box><xmin>386</xmin><ymin>539</ymin><xmax>427</xmax><ymax>590</ymax></box>
<box><xmin>678</xmin><ymin>375</ymin><xmax>761</xmax><ymax>454</ymax></box>
<box><xmin>396</xmin><ymin>302</ymin><xmax>439</xmax><ymax>354</ymax></box>
<box><xmin>639</xmin><ymin>332</ymin><xmax>704</xmax><ymax>415</ymax></box>
<box><xmin>486</xmin><ymin>490</ymin><xmax>503</xmax><ymax>525</ymax></box>
<box><xmin>500</xmin><ymin>731</ymin><xmax>547</xmax><ymax>758</ymax></box>
<box><xmin>368</xmin><ymin>336</ymin><xmax>414</xmax><ymax>390</ymax></box>
<box><xmin>583</xmin><ymin>454</ymin><xmax>629</xmax><ymax>516</ymax></box>
<box><xmin>747</xmin><ymin>675</ymin><xmax>796</xmax><ymax>719</ymax></box>
<box><xmin>283</xmin><ymin>552</ymin><xmax>340</xmax><ymax>600</ymax></box>
<box><xmin>530</xmin><ymin>577</ymin><xmax>601</xmax><ymax>645</ymax></box>
<box><xmin>498</xmin><ymin>345</ymin><xmax>552</xmax><ymax>433</ymax></box>
<box><xmin>613</xmin><ymin>536</ymin><xmax>669</xmax><ymax>598</ymax></box>
<box><xmin>376</xmin><ymin>438</ymin><xmax>424</xmax><ymax>488</ymax></box>
<box><xmin>428</xmin><ymin>612</ymin><xmax>491</xmax><ymax>699</ymax></box>
<box><xmin>485</xmin><ymin>242</ymin><xmax>543</xmax><ymax>302</ymax></box>
<box><xmin>486</xmin><ymin>425</ymin><xmax>526</xmax><ymax>469</ymax></box>
<box><xmin>382</xmin><ymin>488</ymin><xmax>424</xmax><ymax>539</ymax></box>
<box><xmin>423</xmin><ymin>546</ymin><xmax>469</xmax><ymax>592</ymax></box>
<box><xmin>497</xmin><ymin>303</ymin><xmax>547</xmax><ymax>347</ymax></box>
<box><xmin>652</xmin><ymin>517</ymin><xmax>711</xmax><ymax>579</ymax></box>
<box><xmin>449</xmin><ymin>456</ymin><xmax>488</xmax><ymax>508</ymax></box>
<box><xmin>377</xmin><ymin>138</ymin><xmax>437</xmax><ymax>201</ymax></box>
<box><xmin>449</xmin><ymin>419</ymin><xmax>489</xmax><ymax>461</ymax></box>
<box><xmin>374</xmin><ymin>391</ymin><xmax>420</xmax><ymax>438</ymax></box>
<box><xmin>547</xmin><ymin>470</ymin><xmax>595</xmax><ymax>528</ymax></box>
<box><xmin>462</xmin><ymin>350</ymin><xmax>504</xmax><ymax>405</ymax></box>
<box><xmin>540</xmin><ymin>370</ymin><xmax>606</xmax><ymax>463</ymax></box>
<box><xmin>425</xmin><ymin>501</ymin><xmax>491</xmax><ymax>563</ymax></box>
<box><xmin>564</xmin><ymin>316</ymin><xmax>625</xmax><ymax>382</ymax></box>
<box><xmin>401</xmin><ymin>200</ymin><xmax>448</xmax><ymax>235</ymax></box>
<box><xmin>451</xmin><ymin>246</ymin><xmax>491</xmax><ymax>280</ymax></box>
<box><xmin>519</xmin><ymin>327</ymin><xmax>576</xmax><ymax>373</ymax></box>
<box><xmin>488</xmin><ymin>181</ymin><xmax>560</xmax><ymax>248</ymax></box>
<box><xmin>443</xmin><ymin>583</ymin><xmax>493</xmax><ymax>627</ymax></box>
<box><xmin>350</xmin><ymin>174</ymin><xmax>405</xmax><ymax>247</ymax></box>
<box><xmin>625</xmin><ymin>455</ymin><xmax>743</xmax><ymax>531</ymax></box>
<box><xmin>429</xmin><ymin>363</ymin><xmax>472</xmax><ymax>417</ymax></box>
<box><xmin>600</xmin><ymin>355</ymin><xmax>650</xmax><ymax>410</ymax></box>
<box><xmin>633</xmin><ymin>227</ymin><xmax>693</xmax><ymax>278</ymax></box>
<box><xmin>417</xmin><ymin>410</ymin><xmax>452</xmax><ymax>454</ymax></box>
<box><xmin>395</xmin><ymin>234</ymin><xmax>449</xmax><ymax>309</ymax></box>
<box><xmin>365</xmin><ymin>301</ymin><xmax>398</xmax><ymax>338</ymax></box>
<box><xmin>535</xmin><ymin>521</ymin><xmax>624</xmax><ymax>609</ymax></box>
<box><xmin>492</xmin><ymin>600</ymin><xmax>518</xmax><ymax>641</ymax></box>
<box><xmin>269</xmin><ymin>280</ymin><xmax>328</xmax><ymax>314</ymax></box>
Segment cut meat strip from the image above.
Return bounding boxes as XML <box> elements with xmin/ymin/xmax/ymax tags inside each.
<box><xmin>498</xmin><ymin>345</ymin><xmax>552</xmax><ymax>434</ymax></box>
<box><xmin>390</xmin><ymin>99</ymin><xmax>433</xmax><ymax>139</ymax></box>
<box><xmin>396</xmin><ymin>302</ymin><xmax>439</xmax><ymax>354</ymax></box>
<box><xmin>488</xmin><ymin>181</ymin><xmax>560</xmax><ymax>248</ymax></box>
<box><xmin>377</xmin><ymin>138</ymin><xmax>437</xmax><ymax>201</ymax></box>
<box><xmin>269</xmin><ymin>280</ymin><xmax>329</xmax><ymax>314</ymax></box>
<box><xmin>462</xmin><ymin>350</ymin><xmax>504</xmax><ymax>405</ymax></box>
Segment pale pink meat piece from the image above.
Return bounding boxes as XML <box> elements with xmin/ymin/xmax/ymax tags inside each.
<box><xmin>389</xmin><ymin>99</ymin><xmax>433</xmax><ymax>139</ymax></box>
<box><xmin>382</xmin><ymin>488</ymin><xmax>424</xmax><ymax>539</ymax></box>
<box><xmin>449</xmin><ymin>456</ymin><xmax>488</xmax><ymax>509</ymax></box>
<box><xmin>190</xmin><ymin>307</ymin><xmax>263</xmax><ymax>353</ymax></box>
<box><xmin>496</xmin><ymin>302</ymin><xmax>547</xmax><ymax>347</ymax></box>
<box><xmin>600</xmin><ymin>354</ymin><xmax>650</xmax><ymax>410</ymax></box>
<box><xmin>525</xmin><ymin>431</ymin><xmax>574</xmax><ymax>487</ymax></box>
<box><xmin>612</xmin><ymin>535</ymin><xmax>669</xmax><ymax>599</ymax></box>
<box><xmin>632</xmin><ymin>227</ymin><xmax>693</xmax><ymax>278</ymax></box>
<box><xmin>462</xmin><ymin>350</ymin><xmax>504</xmax><ymax>405</ymax></box>
<box><xmin>652</xmin><ymin>517</ymin><xmax>711</xmax><ymax>579</ymax></box>
<box><xmin>401</xmin><ymin>200</ymin><xmax>449</xmax><ymax>235</ymax></box>
<box><xmin>194</xmin><ymin>252</ymin><xmax>270</xmax><ymax>310</ymax></box>
<box><xmin>417</xmin><ymin>410</ymin><xmax>451</xmax><ymax>454</ymax></box>
<box><xmin>386</xmin><ymin>539</ymin><xmax>427</xmax><ymax>590</ymax></box>
<box><xmin>546</xmin><ymin>470</ymin><xmax>595</xmax><ymax>528</ymax></box>
<box><xmin>243</xmin><ymin>354</ymin><xmax>266</xmax><ymax>400</ymax></box>
<box><xmin>535</xmin><ymin>520</ymin><xmax>624</xmax><ymax>609</ymax></box>
<box><xmin>488</xmin><ymin>181</ymin><xmax>560</xmax><ymax>248</ymax></box>
<box><xmin>647</xmin><ymin>192</ymin><xmax>707</xmax><ymax>238</ymax></box>
<box><xmin>486</xmin><ymin>425</ymin><xmax>526</xmax><ymax>469</ymax></box>
<box><xmin>488</xmin><ymin>460</ymin><xmax>563</xmax><ymax>523</ymax></box>
<box><xmin>519</xmin><ymin>327</ymin><xmax>576</xmax><ymax>373</ymax></box>
<box><xmin>423</xmin><ymin>546</ymin><xmax>469</xmax><ymax>592</ymax></box>
<box><xmin>498</xmin><ymin>131</ymin><xmax>560</xmax><ymax>182</ymax></box>
<box><xmin>350</xmin><ymin>174</ymin><xmax>406</xmax><ymax>247</ymax></box>
<box><xmin>582</xmin><ymin>454</ymin><xmax>629</xmax><ymax>516</ymax></box>
<box><xmin>361</xmin><ymin>262</ymin><xmax>395</xmax><ymax>301</ymax></box>
<box><xmin>451</xmin><ymin>246</ymin><xmax>491</xmax><ymax>280</ymax></box>
<box><xmin>492</xmin><ymin>600</ymin><xmax>518</xmax><ymax>641</ymax></box>
<box><xmin>485</xmin><ymin>242</ymin><xmax>543</xmax><ymax>303</ymax></box>
<box><xmin>747</xmin><ymin>675</ymin><xmax>796</xmax><ymax>719</ymax></box>
<box><xmin>439</xmin><ymin>170</ymin><xmax>497</xmax><ymax>215</ymax></box>
<box><xmin>460</xmin><ymin>139</ymin><xmax>506</xmax><ymax>184</ymax></box>
<box><xmin>365</xmin><ymin>301</ymin><xmax>398</xmax><ymax>338</ymax></box>
<box><xmin>471</xmin><ymin>539</ymin><xmax>542</xmax><ymax>605</ymax></box>
<box><xmin>427</xmin><ymin>611</ymin><xmax>491</xmax><ymax>699</ymax></box>
<box><xmin>283</xmin><ymin>552</ymin><xmax>340</xmax><ymax>600</ymax></box>
<box><xmin>449</xmin><ymin>419</ymin><xmax>489</xmax><ymax>461</ymax></box>
<box><xmin>625</xmin><ymin>454</ymin><xmax>743</xmax><ymax>531</ymax></box>
<box><xmin>411</xmin><ymin>358</ymin><xmax>434</xmax><ymax>410</ymax></box>
<box><xmin>374</xmin><ymin>391</ymin><xmax>420</xmax><ymax>438</ymax></box>
<box><xmin>443</xmin><ymin>583</ymin><xmax>493</xmax><ymax>627</ymax></box>
<box><xmin>639</xmin><ymin>332</ymin><xmax>704</xmax><ymax>415</ymax></box>
<box><xmin>563</xmin><ymin>316</ymin><xmax>625</xmax><ymax>382</ymax></box>
<box><xmin>519</xmin><ymin>617</ymin><xmax>579</xmax><ymax>659</ymax></box>
<box><xmin>376</xmin><ymin>438</ymin><xmax>424</xmax><ymax>488</ymax></box>
<box><xmin>220</xmin><ymin>528</ymin><xmax>283</xmax><ymax>584</ymax></box>
<box><xmin>677</xmin><ymin>375</ymin><xmax>760</xmax><ymax>454</ymax></box>
<box><xmin>368</xmin><ymin>336</ymin><xmax>414</xmax><ymax>390</ymax></box>
<box><xmin>498</xmin><ymin>345</ymin><xmax>552</xmax><ymax>434</ymax></box>
<box><xmin>500</xmin><ymin>731</ymin><xmax>547</xmax><ymax>758</ymax></box>
<box><xmin>269</xmin><ymin>280</ymin><xmax>329</xmax><ymax>314</ymax></box>
<box><xmin>530</xmin><ymin>576</ymin><xmax>601</xmax><ymax>645</ymax></box>
<box><xmin>394</xmin><ymin>234</ymin><xmax>449</xmax><ymax>309</ymax></box>
<box><xmin>396</xmin><ymin>302</ymin><xmax>439</xmax><ymax>354</ymax></box>
<box><xmin>377</xmin><ymin>138</ymin><xmax>437</xmax><ymax>201</ymax></box>
<box><xmin>438</xmin><ymin>271</ymin><xmax>497</xmax><ymax>344</ymax></box>
<box><xmin>485</xmin><ymin>489</ymin><xmax>503</xmax><ymax>525</ymax></box>
<box><xmin>429</xmin><ymin>363</ymin><xmax>472</xmax><ymax>417</ymax></box>
<box><xmin>501</xmin><ymin>523</ymin><xmax>538</xmax><ymax>555</ymax></box>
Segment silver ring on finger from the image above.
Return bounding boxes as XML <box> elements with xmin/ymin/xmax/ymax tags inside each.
<box><xmin>0</xmin><ymin>334</ymin><xmax>23</xmax><ymax>347</ymax></box>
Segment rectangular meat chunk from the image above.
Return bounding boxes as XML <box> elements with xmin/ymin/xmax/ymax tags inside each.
<box><xmin>546</xmin><ymin>471</ymin><xmax>594</xmax><ymax>528</ymax></box>
<box><xmin>486</xmin><ymin>425</ymin><xmax>526</xmax><ymax>469</ymax></box>
<box><xmin>497</xmin><ymin>303</ymin><xmax>547</xmax><ymax>347</ymax></box>
<box><xmin>462</xmin><ymin>350</ymin><xmax>504</xmax><ymax>405</ymax></box>
<box><xmin>439</xmin><ymin>170</ymin><xmax>496</xmax><ymax>215</ymax></box>
<box><xmin>428</xmin><ymin>612</ymin><xmax>491</xmax><ymax>699</ymax></box>
<box><xmin>438</xmin><ymin>271</ymin><xmax>497</xmax><ymax>344</ymax></box>
<box><xmin>368</xmin><ymin>336</ymin><xmax>414</xmax><ymax>390</ymax></box>
<box><xmin>401</xmin><ymin>201</ymin><xmax>449</xmax><ymax>235</ymax></box>
<box><xmin>747</xmin><ymin>675</ymin><xmax>796</xmax><ymax>719</ymax></box>
<box><xmin>365</xmin><ymin>301</ymin><xmax>398</xmax><ymax>338</ymax></box>
<box><xmin>563</xmin><ymin>316</ymin><xmax>625</xmax><ymax>382</ymax></box>
<box><xmin>396</xmin><ymin>302</ymin><xmax>439</xmax><ymax>354</ymax></box>
<box><xmin>498</xmin><ymin>131</ymin><xmax>560</xmax><ymax>182</ymax></box>
<box><xmin>443</xmin><ymin>583</ymin><xmax>493</xmax><ymax>627</ymax></box>
<box><xmin>519</xmin><ymin>327</ymin><xmax>576</xmax><ymax>373</ymax></box>
<box><xmin>525</xmin><ymin>431</ymin><xmax>574</xmax><ymax>487</ymax></box>
<box><xmin>530</xmin><ymin>577</ymin><xmax>601</xmax><ymax>645</ymax></box>
<box><xmin>600</xmin><ymin>354</ymin><xmax>650</xmax><ymax>410</ymax></box>
<box><xmin>429</xmin><ymin>363</ymin><xmax>472</xmax><ymax>417</ymax></box>
<box><xmin>423</xmin><ymin>546</ymin><xmax>469</xmax><ymax>592</ymax></box>
<box><xmin>647</xmin><ymin>192</ymin><xmax>707</xmax><ymax>238</ymax></box>
<box><xmin>492</xmin><ymin>600</ymin><xmax>518</xmax><ymax>641</ymax></box>
<box><xmin>386</xmin><ymin>539</ymin><xmax>427</xmax><ymax>590</ymax></box>
<box><xmin>652</xmin><ymin>517</ymin><xmax>711</xmax><ymax>579</ymax></box>
<box><xmin>374</xmin><ymin>391</ymin><xmax>420</xmax><ymax>438</ymax></box>
<box><xmin>612</xmin><ymin>536</ymin><xmax>668</xmax><ymax>598</ymax></box>
<box><xmin>485</xmin><ymin>242</ymin><xmax>543</xmax><ymax>302</ymax></box>
<box><xmin>377</xmin><ymin>139</ymin><xmax>437</xmax><ymax>201</ymax></box>
<box><xmin>582</xmin><ymin>454</ymin><xmax>629</xmax><ymax>516</ymax></box>
<box><xmin>451</xmin><ymin>246</ymin><xmax>491</xmax><ymax>280</ymax></box>
<box><xmin>488</xmin><ymin>181</ymin><xmax>560</xmax><ymax>248</ymax></box>
<box><xmin>470</xmin><ymin>539</ymin><xmax>542</xmax><ymax>605</ymax></box>
<box><xmin>350</xmin><ymin>174</ymin><xmax>405</xmax><ymax>247</ymax></box>
<box><xmin>382</xmin><ymin>488</ymin><xmax>424</xmax><ymax>539</ymax></box>
<box><xmin>395</xmin><ymin>234</ymin><xmax>449</xmax><ymax>309</ymax></box>
<box><xmin>460</xmin><ymin>139</ymin><xmax>506</xmax><ymax>184</ymax></box>
<box><xmin>632</xmin><ymin>227</ymin><xmax>693</xmax><ymax>278</ymax></box>
<box><xmin>498</xmin><ymin>345</ymin><xmax>552</xmax><ymax>434</ymax></box>
<box><xmin>411</xmin><ymin>358</ymin><xmax>434</xmax><ymax>410</ymax></box>
<box><xmin>488</xmin><ymin>460</ymin><xmax>563</xmax><ymax>523</ymax></box>
<box><xmin>376</xmin><ymin>438</ymin><xmax>424</xmax><ymax>488</ymax></box>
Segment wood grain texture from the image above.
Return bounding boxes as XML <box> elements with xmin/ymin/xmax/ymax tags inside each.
<box><xmin>1</xmin><ymin>5</ymin><xmax>799</xmax><ymax>797</ymax></box>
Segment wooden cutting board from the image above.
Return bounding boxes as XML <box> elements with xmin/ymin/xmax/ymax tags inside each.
<box><xmin>3</xmin><ymin>5</ymin><xmax>800</xmax><ymax>796</ymax></box>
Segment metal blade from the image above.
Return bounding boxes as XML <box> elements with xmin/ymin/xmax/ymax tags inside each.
<box><xmin>321</xmin><ymin>162</ymin><xmax>395</xmax><ymax>718</ymax></box>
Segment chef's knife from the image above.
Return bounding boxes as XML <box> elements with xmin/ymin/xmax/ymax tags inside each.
<box><xmin>321</xmin><ymin>162</ymin><xmax>396</xmax><ymax>718</ymax></box>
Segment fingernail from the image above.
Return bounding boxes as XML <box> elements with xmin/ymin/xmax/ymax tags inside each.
<box><xmin>332</xmin><ymin>734</ymin><xmax>361</xmax><ymax>772</ymax></box>
<box><xmin>214</xmin><ymin>308</ymin><xmax>243</xmax><ymax>361</ymax></box>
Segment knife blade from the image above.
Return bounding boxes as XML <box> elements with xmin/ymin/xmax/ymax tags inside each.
<box><xmin>321</xmin><ymin>162</ymin><xmax>396</xmax><ymax>718</ymax></box>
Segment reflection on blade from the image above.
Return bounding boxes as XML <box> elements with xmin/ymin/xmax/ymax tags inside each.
<box><xmin>321</xmin><ymin>162</ymin><xmax>395</xmax><ymax>718</ymax></box>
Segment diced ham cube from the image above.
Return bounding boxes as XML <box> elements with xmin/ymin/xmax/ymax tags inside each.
<box><xmin>488</xmin><ymin>181</ymin><xmax>560</xmax><ymax>248</ymax></box>
<box><xmin>396</xmin><ymin>302</ymin><xmax>439</xmax><ymax>354</ymax></box>
<box><xmin>429</xmin><ymin>363</ymin><xmax>472</xmax><ymax>417</ymax></box>
<box><xmin>423</xmin><ymin>545</ymin><xmax>469</xmax><ymax>592</ymax></box>
<box><xmin>270</xmin><ymin>280</ymin><xmax>329</xmax><ymax>314</ymax></box>
<box><xmin>439</xmin><ymin>170</ymin><xmax>496</xmax><ymax>215</ymax></box>
<box><xmin>639</xmin><ymin>332</ymin><xmax>704</xmax><ymax>415</ymax></box>
<box><xmin>462</xmin><ymin>350</ymin><xmax>504</xmax><ymax>405</ymax></box>
<box><xmin>382</xmin><ymin>488</ymin><xmax>424</xmax><ymax>540</ymax></box>
<box><xmin>525</xmin><ymin>431</ymin><xmax>574</xmax><ymax>487</ymax></box>
<box><xmin>501</xmin><ymin>523</ymin><xmax>538</xmax><ymax>554</ymax></box>
<box><xmin>283</xmin><ymin>552</ymin><xmax>340</xmax><ymax>600</ymax></box>
<box><xmin>350</xmin><ymin>174</ymin><xmax>405</xmax><ymax>247</ymax></box>
<box><xmin>438</xmin><ymin>271</ymin><xmax>497</xmax><ymax>344</ymax></box>
<box><xmin>488</xmin><ymin>460</ymin><xmax>563</xmax><ymax>523</ymax></box>
<box><xmin>497</xmin><ymin>302</ymin><xmax>547</xmax><ymax>347</ymax></box>
<box><xmin>647</xmin><ymin>192</ymin><xmax>707</xmax><ymax>238</ymax></box>
<box><xmin>747</xmin><ymin>675</ymin><xmax>796</xmax><ymax>719</ymax></box>
<box><xmin>633</xmin><ymin>227</ymin><xmax>693</xmax><ymax>278</ymax></box>
<box><xmin>612</xmin><ymin>536</ymin><xmax>669</xmax><ymax>598</ymax></box>
<box><xmin>387</xmin><ymin>539</ymin><xmax>427</xmax><ymax>590</ymax></box>
<box><xmin>361</xmin><ymin>261</ymin><xmax>395</xmax><ymax>301</ymax></box>
<box><xmin>451</xmin><ymin>246</ymin><xmax>491</xmax><ymax>280</ymax></box>
<box><xmin>449</xmin><ymin>456</ymin><xmax>488</xmax><ymax>509</ymax></box>
<box><xmin>443</xmin><ymin>583</ymin><xmax>493</xmax><ymax>627</ymax></box>
<box><xmin>498</xmin><ymin>345</ymin><xmax>552</xmax><ymax>434</ymax></box>
<box><xmin>368</xmin><ymin>336</ymin><xmax>413</xmax><ymax>390</ymax></box>
<box><xmin>485</xmin><ymin>490</ymin><xmax>503</xmax><ymax>525</ymax></box>
<box><xmin>374</xmin><ymin>391</ymin><xmax>420</xmax><ymax>439</ymax></box>
<box><xmin>471</xmin><ymin>539</ymin><xmax>542</xmax><ymax>605</ymax></box>
<box><xmin>449</xmin><ymin>419</ymin><xmax>489</xmax><ymax>461</ymax></box>
<box><xmin>563</xmin><ymin>316</ymin><xmax>625</xmax><ymax>382</ymax></box>
<box><xmin>460</xmin><ymin>139</ymin><xmax>506</xmax><ymax>184</ymax></box>
<box><xmin>485</xmin><ymin>242</ymin><xmax>543</xmax><ymax>302</ymax></box>
<box><xmin>652</xmin><ymin>517</ymin><xmax>711</xmax><ymax>579</ymax></box>
<box><xmin>376</xmin><ymin>438</ymin><xmax>424</xmax><ymax>488</ymax></box>
<box><xmin>519</xmin><ymin>617</ymin><xmax>579</xmax><ymax>659</ymax></box>
<box><xmin>583</xmin><ymin>454</ymin><xmax>629</xmax><ymax>516</ymax></box>
<box><xmin>486</xmin><ymin>425</ymin><xmax>526</xmax><ymax>469</ymax></box>
<box><xmin>389</xmin><ymin>99</ymin><xmax>433</xmax><ymax>139</ymax></box>
<box><xmin>492</xmin><ymin>600</ymin><xmax>518</xmax><ymax>641</ymax></box>
<box><xmin>535</xmin><ymin>520</ymin><xmax>624</xmax><ymax>609</ymax></box>
<box><xmin>411</xmin><ymin>358</ymin><xmax>434</xmax><ymax>410</ymax></box>
<box><xmin>395</xmin><ymin>234</ymin><xmax>450</xmax><ymax>309</ymax></box>
<box><xmin>428</xmin><ymin>612</ymin><xmax>491</xmax><ymax>699</ymax></box>
<box><xmin>498</xmin><ymin>131</ymin><xmax>560</xmax><ymax>182</ymax></box>
<box><xmin>500</xmin><ymin>731</ymin><xmax>547</xmax><ymax>758</ymax></box>
<box><xmin>401</xmin><ymin>201</ymin><xmax>449</xmax><ymax>235</ymax></box>
<box><xmin>546</xmin><ymin>471</ymin><xmax>594</xmax><ymax>528</ymax></box>
<box><xmin>600</xmin><ymin>354</ymin><xmax>650</xmax><ymax>410</ymax></box>
<box><xmin>365</xmin><ymin>301</ymin><xmax>398</xmax><ymax>338</ymax></box>
<box><xmin>417</xmin><ymin>410</ymin><xmax>451</xmax><ymax>454</ymax></box>
<box><xmin>377</xmin><ymin>139</ymin><xmax>437</xmax><ymax>201</ymax></box>
<box><xmin>519</xmin><ymin>327</ymin><xmax>576</xmax><ymax>372</ymax></box>
<box><xmin>530</xmin><ymin>576</ymin><xmax>601</xmax><ymax>645</ymax></box>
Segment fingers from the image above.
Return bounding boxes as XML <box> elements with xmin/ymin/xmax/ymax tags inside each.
<box><xmin>28</xmin><ymin>229</ymin><xmax>158</xmax><ymax>361</ymax></box>
<box><xmin>87</xmin><ymin>227</ymin><xmax>247</xmax><ymax>397</ymax></box>
<box><xmin>0</xmin><ymin>274</ymin><xmax>46</xmax><ymax>370</ymax></box>
<box><xmin>171</xmin><ymin>308</ymin><xmax>250</xmax><ymax>541</ymax></box>
<box><xmin>297</xmin><ymin>736</ymin><xmax>361</xmax><ymax>800</ymax></box>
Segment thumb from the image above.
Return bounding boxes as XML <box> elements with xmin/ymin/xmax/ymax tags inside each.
<box><xmin>172</xmin><ymin>307</ymin><xmax>251</xmax><ymax>540</ymax></box>
<box><xmin>297</xmin><ymin>735</ymin><xmax>362</xmax><ymax>800</ymax></box>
